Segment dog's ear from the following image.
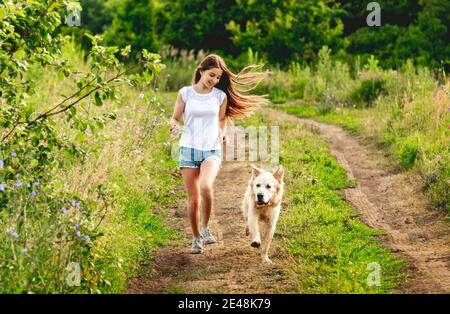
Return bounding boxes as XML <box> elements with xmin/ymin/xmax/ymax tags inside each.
<box><xmin>251</xmin><ymin>164</ymin><xmax>262</xmax><ymax>177</ymax></box>
<box><xmin>272</xmin><ymin>166</ymin><xmax>284</xmax><ymax>183</ymax></box>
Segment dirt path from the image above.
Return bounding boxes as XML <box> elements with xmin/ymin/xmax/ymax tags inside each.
<box><xmin>126</xmin><ymin>148</ymin><xmax>297</xmax><ymax>293</ymax></box>
<box><xmin>127</xmin><ymin>107</ymin><xmax>449</xmax><ymax>294</ymax></box>
<box><xmin>264</xmin><ymin>108</ymin><xmax>450</xmax><ymax>293</ymax></box>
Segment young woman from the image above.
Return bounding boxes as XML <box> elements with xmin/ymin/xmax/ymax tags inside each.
<box><xmin>169</xmin><ymin>54</ymin><xmax>269</xmax><ymax>254</ymax></box>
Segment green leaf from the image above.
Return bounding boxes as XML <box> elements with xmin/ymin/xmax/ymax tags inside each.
<box><xmin>54</xmin><ymin>181</ymin><xmax>63</xmax><ymax>190</ymax></box>
<box><xmin>94</xmin><ymin>91</ymin><xmax>102</xmax><ymax>106</ymax></box>
<box><xmin>74</xmin><ymin>132</ymin><xmax>86</xmax><ymax>143</ymax></box>
<box><xmin>69</xmin><ymin>106</ymin><xmax>77</xmax><ymax>118</ymax></box>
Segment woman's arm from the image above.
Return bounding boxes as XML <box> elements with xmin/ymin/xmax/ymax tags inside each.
<box><xmin>218</xmin><ymin>94</ymin><xmax>227</xmax><ymax>144</ymax></box>
<box><xmin>170</xmin><ymin>92</ymin><xmax>185</xmax><ymax>135</ymax></box>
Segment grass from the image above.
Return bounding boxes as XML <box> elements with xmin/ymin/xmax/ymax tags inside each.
<box><xmin>238</xmin><ymin>111</ymin><xmax>407</xmax><ymax>293</ymax></box>
<box><xmin>274</xmin><ymin>93</ymin><xmax>449</xmax><ymax>214</ymax></box>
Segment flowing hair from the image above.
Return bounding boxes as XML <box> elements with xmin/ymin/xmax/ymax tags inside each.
<box><xmin>192</xmin><ymin>54</ymin><xmax>271</xmax><ymax>126</ymax></box>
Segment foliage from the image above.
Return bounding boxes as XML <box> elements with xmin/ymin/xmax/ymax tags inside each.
<box><xmin>103</xmin><ymin>0</ymin><xmax>159</xmax><ymax>59</ymax></box>
<box><xmin>0</xmin><ymin>0</ymin><xmax>164</xmax><ymax>292</ymax></box>
<box><xmin>226</xmin><ymin>0</ymin><xmax>344</xmax><ymax>66</ymax></box>
<box><xmin>343</xmin><ymin>0</ymin><xmax>450</xmax><ymax>69</ymax></box>
<box><xmin>274</xmin><ymin>57</ymin><xmax>449</xmax><ymax>212</ymax></box>
<box><xmin>349</xmin><ymin>77</ymin><xmax>387</xmax><ymax>107</ymax></box>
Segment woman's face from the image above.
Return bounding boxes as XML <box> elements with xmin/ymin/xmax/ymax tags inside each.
<box><xmin>200</xmin><ymin>67</ymin><xmax>223</xmax><ymax>88</ymax></box>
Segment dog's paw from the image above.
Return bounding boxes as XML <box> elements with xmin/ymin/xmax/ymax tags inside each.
<box><xmin>250</xmin><ymin>241</ymin><xmax>261</xmax><ymax>248</ymax></box>
<box><xmin>261</xmin><ymin>256</ymin><xmax>273</xmax><ymax>264</ymax></box>
<box><xmin>251</xmin><ymin>241</ymin><xmax>261</xmax><ymax>248</ymax></box>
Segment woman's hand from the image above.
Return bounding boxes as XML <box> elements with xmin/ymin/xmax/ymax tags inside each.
<box><xmin>170</xmin><ymin>122</ymin><xmax>180</xmax><ymax>136</ymax></box>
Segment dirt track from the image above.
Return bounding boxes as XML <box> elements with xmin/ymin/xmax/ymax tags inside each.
<box><xmin>127</xmin><ymin>107</ymin><xmax>449</xmax><ymax>294</ymax></box>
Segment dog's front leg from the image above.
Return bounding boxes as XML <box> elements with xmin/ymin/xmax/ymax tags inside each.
<box><xmin>248</xmin><ymin>210</ymin><xmax>261</xmax><ymax>248</ymax></box>
<box><xmin>261</xmin><ymin>210</ymin><xmax>280</xmax><ymax>264</ymax></box>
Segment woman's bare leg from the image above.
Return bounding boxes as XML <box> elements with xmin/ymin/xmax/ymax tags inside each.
<box><xmin>182</xmin><ymin>168</ymin><xmax>201</xmax><ymax>237</ymax></box>
<box><xmin>199</xmin><ymin>158</ymin><xmax>221</xmax><ymax>227</ymax></box>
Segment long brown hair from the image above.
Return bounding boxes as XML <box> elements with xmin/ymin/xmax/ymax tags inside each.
<box><xmin>192</xmin><ymin>54</ymin><xmax>271</xmax><ymax>126</ymax></box>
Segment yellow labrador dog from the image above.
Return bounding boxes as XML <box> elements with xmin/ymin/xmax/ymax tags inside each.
<box><xmin>242</xmin><ymin>164</ymin><xmax>285</xmax><ymax>264</ymax></box>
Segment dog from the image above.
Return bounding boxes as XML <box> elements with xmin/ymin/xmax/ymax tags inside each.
<box><xmin>242</xmin><ymin>164</ymin><xmax>285</xmax><ymax>264</ymax></box>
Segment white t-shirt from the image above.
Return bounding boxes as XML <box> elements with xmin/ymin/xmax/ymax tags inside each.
<box><xmin>179</xmin><ymin>85</ymin><xmax>226</xmax><ymax>150</ymax></box>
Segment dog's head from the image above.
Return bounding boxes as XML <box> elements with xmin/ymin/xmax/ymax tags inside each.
<box><xmin>250</xmin><ymin>164</ymin><xmax>284</xmax><ymax>207</ymax></box>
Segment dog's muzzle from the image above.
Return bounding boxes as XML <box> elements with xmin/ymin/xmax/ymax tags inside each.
<box><xmin>256</xmin><ymin>194</ymin><xmax>270</xmax><ymax>206</ymax></box>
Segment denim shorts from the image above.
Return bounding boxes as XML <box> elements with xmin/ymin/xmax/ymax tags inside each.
<box><xmin>178</xmin><ymin>146</ymin><xmax>222</xmax><ymax>169</ymax></box>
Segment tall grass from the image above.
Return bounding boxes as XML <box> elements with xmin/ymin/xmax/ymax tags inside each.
<box><xmin>268</xmin><ymin>49</ymin><xmax>449</xmax><ymax>212</ymax></box>
<box><xmin>156</xmin><ymin>46</ymin><xmax>207</xmax><ymax>92</ymax></box>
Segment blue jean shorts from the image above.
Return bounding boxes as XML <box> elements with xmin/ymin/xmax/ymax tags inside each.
<box><xmin>178</xmin><ymin>146</ymin><xmax>222</xmax><ymax>169</ymax></box>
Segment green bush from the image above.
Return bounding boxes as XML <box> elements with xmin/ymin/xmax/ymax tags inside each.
<box><xmin>397</xmin><ymin>141</ymin><xmax>419</xmax><ymax>170</ymax></box>
<box><xmin>349</xmin><ymin>77</ymin><xmax>388</xmax><ymax>107</ymax></box>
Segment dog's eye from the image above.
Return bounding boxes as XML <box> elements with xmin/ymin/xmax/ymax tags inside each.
<box><xmin>266</xmin><ymin>185</ymin><xmax>271</xmax><ymax>189</ymax></box>
<box><xmin>256</xmin><ymin>184</ymin><xmax>261</xmax><ymax>188</ymax></box>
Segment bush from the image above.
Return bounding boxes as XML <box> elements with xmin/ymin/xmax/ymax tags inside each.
<box><xmin>349</xmin><ymin>77</ymin><xmax>388</xmax><ymax>107</ymax></box>
<box><xmin>397</xmin><ymin>141</ymin><xmax>419</xmax><ymax>170</ymax></box>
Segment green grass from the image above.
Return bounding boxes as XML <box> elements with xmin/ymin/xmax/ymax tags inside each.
<box><xmin>274</xmin><ymin>102</ymin><xmax>449</xmax><ymax>213</ymax></box>
<box><xmin>239</xmin><ymin>112</ymin><xmax>407</xmax><ymax>293</ymax></box>
<box><xmin>275</xmin><ymin>103</ymin><xmax>364</xmax><ymax>134</ymax></box>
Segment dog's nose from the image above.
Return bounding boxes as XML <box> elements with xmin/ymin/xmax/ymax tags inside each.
<box><xmin>257</xmin><ymin>193</ymin><xmax>264</xmax><ymax>201</ymax></box>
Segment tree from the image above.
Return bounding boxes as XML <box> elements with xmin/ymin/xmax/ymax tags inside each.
<box><xmin>103</xmin><ymin>0</ymin><xmax>159</xmax><ymax>58</ymax></box>
<box><xmin>226</xmin><ymin>0</ymin><xmax>345</xmax><ymax>65</ymax></box>
<box><xmin>160</xmin><ymin>0</ymin><xmax>238</xmax><ymax>56</ymax></box>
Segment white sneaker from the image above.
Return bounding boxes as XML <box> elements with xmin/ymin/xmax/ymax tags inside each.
<box><xmin>200</xmin><ymin>226</ymin><xmax>216</xmax><ymax>245</ymax></box>
<box><xmin>191</xmin><ymin>236</ymin><xmax>203</xmax><ymax>254</ymax></box>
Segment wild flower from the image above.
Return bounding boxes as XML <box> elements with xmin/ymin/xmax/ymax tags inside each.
<box><xmin>61</xmin><ymin>207</ymin><xmax>67</xmax><ymax>213</ymax></box>
<box><xmin>14</xmin><ymin>180</ymin><xmax>22</xmax><ymax>187</ymax></box>
<box><xmin>0</xmin><ymin>183</ymin><xmax>5</xmax><ymax>191</ymax></box>
<box><xmin>71</xmin><ymin>199</ymin><xmax>81</xmax><ymax>209</ymax></box>
<box><xmin>0</xmin><ymin>160</ymin><xmax>3</xmax><ymax>168</ymax></box>
<box><xmin>6</xmin><ymin>227</ymin><xmax>19</xmax><ymax>238</ymax></box>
